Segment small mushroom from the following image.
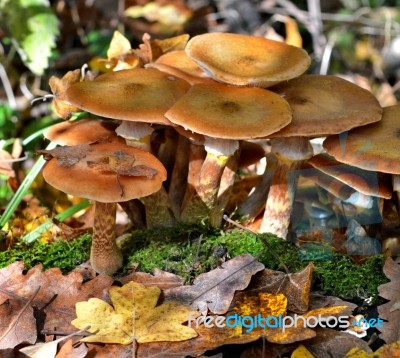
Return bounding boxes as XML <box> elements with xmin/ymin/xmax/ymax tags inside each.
<box><xmin>185</xmin><ymin>32</ymin><xmax>311</xmax><ymax>87</ymax></box>
<box><xmin>147</xmin><ymin>50</ymin><xmax>216</xmax><ymax>85</ymax></box>
<box><xmin>44</xmin><ymin>119</ymin><xmax>118</xmax><ymax>146</ymax></box>
<box><xmin>39</xmin><ymin>139</ymin><xmax>167</xmax><ymax>275</ymax></box>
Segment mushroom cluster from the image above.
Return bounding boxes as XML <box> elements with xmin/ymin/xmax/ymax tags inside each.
<box><xmin>38</xmin><ymin>30</ymin><xmax>396</xmax><ymax>275</ymax></box>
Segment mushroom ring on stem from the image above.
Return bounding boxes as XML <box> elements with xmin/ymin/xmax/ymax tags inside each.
<box><xmin>38</xmin><ymin>139</ymin><xmax>167</xmax><ymax>275</ymax></box>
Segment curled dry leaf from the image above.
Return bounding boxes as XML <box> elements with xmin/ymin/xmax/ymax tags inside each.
<box><xmin>87</xmin><ymin>150</ymin><xmax>158</xmax><ymax>179</ymax></box>
<box><xmin>134</xmin><ymin>32</ymin><xmax>190</xmax><ymax>63</ymax></box>
<box><xmin>37</xmin><ymin>144</ymin><xmax>92</xmax><ymax>168</ymax></box>
<box><xmin>165</xmin><ymin>254</ymin><xmax>265</xmax><ymax>315</ymax></box>
<box><xmin>72</xmin><ymin>281</ymin><xmax>198</xmax><ymax>344</ymax></box>
<box><xmin>49</xmin><ymin>69</ymin><xmax>82</xmax><ymax>119</ymax></box>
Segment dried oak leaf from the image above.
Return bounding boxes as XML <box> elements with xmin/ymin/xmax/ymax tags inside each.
<box><xmin>377</xmin><ymin>257</ymin><xmax>400</xmax><ymax>343</ymax></box>
<box><xmin>87</xmin><ymin>150</ymin><xmax>157</xmax><ymax>179</ymax></box>
<box><xmin>72</xmin><ymin>281</ymin><xmax>198</xmax><ymax>344</ymax></box>
<box><xmin>232</xmin><ymin>263</ymin><xmax>314</xmax><ymax>314</ymax></box>
<box><xmin>37</xmin><ymin>144</ymin><xmax>91</xmax><ymax>168</ymax></box>
<box><xmin>118</xmin><ymin>268</ymin><xmax>184</xmax><ymax>289</ymax></box>
<box><xmin>0</xmin><ymin>262</ymin><xmax>113</xmax><ymax>339</ymax></box>
<box><xmin>49</xmin><ymin>69</ymin><xmax>82</xmax><ymax>119</ymax></box>
<box><xmin>164</xmin><ymin>254</ymin><xmax>265</xmax><ymax>315</ymax></box>
<box><xmin>0</xmin><ymin>299</ymin><xmax>37</xmax><ymax>349</ymax></box>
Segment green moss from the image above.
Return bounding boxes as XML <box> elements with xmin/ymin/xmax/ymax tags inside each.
<box><xmin>0</xmin><ymin>234</ymin><xmax>91</xmax><ymax>273</ymax></box>
<box><xmin>0</xmin><ymin>225</ymin><xmax>388</xmax><ymax>303</ymax></box>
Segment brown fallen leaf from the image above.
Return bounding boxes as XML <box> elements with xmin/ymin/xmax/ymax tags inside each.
<box><xmin>0</xmin><ymin>262</ymin><xmax>113</xmax><ymax>341</ymax></box>
<box><xmin>72</xmin><ymin>281</ymin><xmax>198</xmax><ymax>344</ymax></box>
<box><xmin>377</xmin><ymin>257</ymin><xmax>400</xmax><ymax>344</ymax></box>
<box><xmin>345</xmin><ymin>340</ymin><xmax>400</xmax><ymax>357</ymax></box>
<box><xmin>233</xmin><ymin>263</ymin><xmax>314</xmax><ymax>314</ymax></box>
<box><xmin>118</xmin><ymin>268</ymin><xmax>184</xmax><ymax>289</ymax></box>
<box><xmin>165</xmin><ymin>254</ymin><xmax>265</xmax><ymax>315</ymax></box>
<box><xmin>87</xmin><ymin>150</ymin><xmax>158</xmax><ymax>179</ymax></box>
<box><xmin>0</xmin><ymin>299</ymin><xmax>37</xmax><ymax>349</ymax></box>
<box><xmin>134</xmin><ymin>33</ymin><xmax>189</xmax><ymax>63</ymax></box>
<box><xmin>37</xmin><ymin>144</ymin><xmax>92</xmax><ymax>168</ymax></box>
<box><xmin>49</xmin><ymin>70</ymin><xmax>82</xmax><ymax>119</ymax></box>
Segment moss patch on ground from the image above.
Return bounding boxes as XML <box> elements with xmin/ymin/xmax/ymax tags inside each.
<box><xmin>0</xmin><ymin>225</ymin><xmax>388</xmax><ymax>303</ymax></box>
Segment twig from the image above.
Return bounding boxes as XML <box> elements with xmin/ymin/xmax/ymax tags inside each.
<box><xmin>0</xmin><ymin>286</ymin><xmax>41</xmax><ymax>342</ymax></box>
<box><xmin>223</xmin><ymin>215</ymin><xmax>290</xmax><ymax>275</ymax></box>
<box><xmin>41</xmin><ymin>329</ymin><xmax>93</xmax><ymax>337</ymax></box>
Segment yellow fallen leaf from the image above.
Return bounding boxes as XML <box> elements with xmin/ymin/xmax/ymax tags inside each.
<box><xmin>291</xmin><ymin>344</ymin><xmax>315</xmax><ymax>358</ymax></box>
<box><xmin>345</xmin><ymin>341</ymin><xmax>400</xmax><ymax>357</ymax></box>
<box><xmin>71</xmin><ymin>281</ymin><xmax>199</xmax><ymax>344</ymax></box>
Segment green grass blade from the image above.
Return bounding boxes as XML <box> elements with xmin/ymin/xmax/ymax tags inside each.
<box><xmin>21</xmin><ymin>199</ymin><xmax>92</xmax><ymax>243</ymax></box>
<box><xmin>0</xmin><ymin>141</ymin><xmax>57</xmax><ymax>230</ymax></box>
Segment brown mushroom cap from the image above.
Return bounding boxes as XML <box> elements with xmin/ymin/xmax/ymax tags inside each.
<box><xmin>165</xmin><ymin>82</ymin><xmax>292</xmax><ymax>139</ymax></box>
<box><xmin>42</xmin><ymin>140</ymin><xmax>167</xmax><ymax>203</ymax></box>
<box><xmin>185</xmin><ymin>33</ymin><xmax>311</xmax><ymax>87</ymax></box>
<box><xmin>267</xmin><ymin>75</ymin><xmax>383</xmax><ymax>137</ymax></box>
<box><xmin>323</xmin><ymin>105</ymin><xmax>400</xmax><ymax>175</ymax></box>
<box><xmin>308</xmin><ymin>153</ymin><xmax>392</xmax><ymax>199</ymax></box>
<box><xmin>44</xmin><ymin>119</ymin><xmax>118</xmax><ymax>146</ymax></box>
<box><xmin>147</xmin><ymin>50</ymin><xmax>216</xmax><ymax>85</ymax></box>
<box><xmin>65</xmin><ymin>68</ymin><xmax>190</xmax><ymax>125</ymax></box>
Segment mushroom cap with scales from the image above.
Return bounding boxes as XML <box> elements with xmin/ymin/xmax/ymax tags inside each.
<box><xmin>266</xmin><ymin>75</ymin><xmax>383</xmax><ymax>138</ymax></box>
<box><xmin>42</xmin><ymin>139</ymin><xmax>167</xmax><ymax>203</ymax></box>
<box><xmin>185</xmin><ymin>32</ymin><xmax>311</xmax><ymax>88</ymax></box>
<box><xmin>64</xmin><ymin>68</ymin><xmax>190</xmax><ymax>125</ymax></box>
<box><xmin>165</xmin><ymin>82</ymin><xmax>292</xmax><ymax>140</ymax></box>
<box><xmin>323</xmin><ymin>105</ymin><xmax>400</xmax><ymax>175</ymax></box>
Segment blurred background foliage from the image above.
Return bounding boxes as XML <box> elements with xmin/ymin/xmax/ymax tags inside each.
<box><xmin>0</xmin><ymin>0</ymin><xmax>399</xmax><ymax>244</ymax></box>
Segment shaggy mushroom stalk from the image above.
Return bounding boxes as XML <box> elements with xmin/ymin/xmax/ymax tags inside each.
<box><xmin>91</xmin><ymin>201</ymin><xmax>123</xmax><ymax>275</ymax></box>
<box><xmin>260</xmin><ymin>137</ymin><xmax>313</xmax><ymax>238</ymax></box>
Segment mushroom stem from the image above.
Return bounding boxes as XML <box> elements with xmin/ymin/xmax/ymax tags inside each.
<box><xmin>90</xmin><ymin>201</ymin><xmax>123</xmax><ymax>275</ymax></box>
<box><xmin>180</xmin><ymin>138</ymin><xmax>239</xmax><ymax>226</ymax></box>
<box><xmin>260</xmin><ymin>137</ymin><xmax>313</xmax><ymax>238</ymax></box>
<box><xmin>168</xmin><ymin>134</ymin><xmax>190</xmax><ymax>213</ymax></box>
<box><xmin>211</xmin><ymin>149</ymin><xmax>240</xmax><ymax>227</ymax></box>
<box><xmin>237</xmin><ymin>153</ymin><xmax>277</xmax><ymax>222</ymax></box>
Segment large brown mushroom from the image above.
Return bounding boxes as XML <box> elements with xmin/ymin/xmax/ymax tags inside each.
<box><xmin>185</xmin><ymin>32</ymin><xmax>311</xmax><ymax>87</ymax></box>
<box><xmin>258</xmin><ymin>74</ymin><xmax>383</xmax><ymax>238</ymax></box>
<box><xmin>38</xmin><ymin>139</ymin><xmax>167</xmax><ymax>275</ymax></box>
<box><xmin>63</xmin><ymin>68</ymin><xmax>191</xmax><ymax>227</ymax></box>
